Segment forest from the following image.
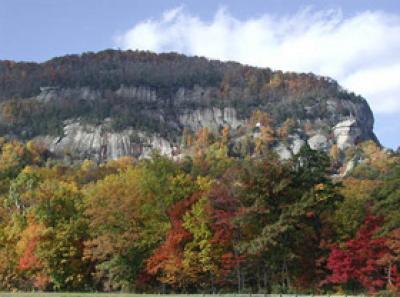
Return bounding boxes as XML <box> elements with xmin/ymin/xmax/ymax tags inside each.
<box><xmin>0</xmin><ymin>49</ymin><xmax>343</xmax><ymax>100</ymax></box>
<box><xmin>0</xmin><ymin>122</ymin><xmax>398</xmax><ymax>295</ymax></box>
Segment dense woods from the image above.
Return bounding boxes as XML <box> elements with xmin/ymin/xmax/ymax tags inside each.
<box><xmin>0</xmin><ymin>50</ymin><xmax>348</xmax><ymax>100</ymax></box>
<box><xmin>0</xmin><ymin>126</ymin><xmax>398</xmax><ymax>295</ymax></box>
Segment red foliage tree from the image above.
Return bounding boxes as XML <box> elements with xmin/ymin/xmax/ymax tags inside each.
<box><xmin>18</xmin><ymin>236</ymin><xmax>51</xmax><ymax>290</ymax></box>
<box><xmin>146</xmin><ymin>193</ymin><xmax>200</xmax><ymax>287</ymax></box>
<box><xmin>325</xmin><ymin>215</ymin><xmax>387</xmax><ymax>292</ymax></box>
<box><xmin>18</xmin><ymin>240</ymin><xmax>42</xmax><ymax>271</ymax></box>
<box><xmin>146</xmin><ymin>184</ymin><xmax>243</xmax><ymax>290</ymax></box>
<box><xmin>208</xmin><ymin>184</ymin><xmax>243</xmax><ymax>283</ymax></box>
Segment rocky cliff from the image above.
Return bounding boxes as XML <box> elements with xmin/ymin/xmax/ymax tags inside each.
<box><xmin>0</xmin><ymin>50</ymin><xmax>378</xmax><ymax>163</ymax></box>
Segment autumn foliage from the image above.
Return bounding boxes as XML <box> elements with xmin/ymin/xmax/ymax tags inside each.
<box><xmin>0</xmin><ymin>136</ymin><xmax>398</xmax><ymax>294</ymax></box>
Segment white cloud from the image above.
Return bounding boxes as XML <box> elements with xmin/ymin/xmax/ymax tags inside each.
<box><xmin>115</xmin><ymin>7</ymin><xmax>400</xmax><ymax>114</ymax></box>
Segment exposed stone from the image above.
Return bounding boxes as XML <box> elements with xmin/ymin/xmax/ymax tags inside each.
<box><xmin>25</xmin><ymin>82</ymin><xmax>377</xmax><ymax>163</ymax></box>
<box><xmin>308</xmin><ymin>133</ymin><xmax>329</xmax><ymax>151</ymax></box>
<box><xmin>115</xmin><ymin>86</ymin><xmax>157</xmax><ymax>102</ymax></box>
<box><xmin>34</xmin><ymin>121</ymin><xmax>173</xmax><ymax>162</ymax></box>
<box><xmin>274</xmin><ymin>143</ymin><xmax>292</xmax><ymax>160</ymax></box>
<box><xmin>290</xmin><ymin>136</ymin><xmax>306</xmax><ymax>155</ymax></box>
<box><xmin>342</xmin><ymin>158</ymin><xmax>356</xmax><ymax>176</ymax></box>
<box><xmin>36</xmin><ymin>86</ymin><xmax>101</xmax><ymax>103</ymax></box>
<box><xmin>333</xmin><ymin>118</ymin><xmax>362</xmax><ymax>150</ymax></box>
<box><xmin>179</xmin><ymin>107</ymin><xmax>244</xmax><ymax>132</ymax></box>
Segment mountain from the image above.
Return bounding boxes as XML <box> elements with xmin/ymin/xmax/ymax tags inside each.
<box><xmin>0</xmin><ymin>49</ymin><xmax>378</xmax><ymax>162</ymax></box>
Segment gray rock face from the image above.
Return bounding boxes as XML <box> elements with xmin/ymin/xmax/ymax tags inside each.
<box><xmin>34</xmin><ymin>115</ymin><xmax>373</xmax><ymax>163</ymax></box>
<box><xmin>36</xmin><ymin>87</ymin><xmax>101</xmax><ymax>103</ymax></box>
<box><xmin>179</xmin><ymin>107</ymin><xmax>243</xmax><ymax>132</ymax></box>
<box><xmin>35</xmin><ymin>120</ymin><xmax>173</xmax><ymax>162</ymax></box>
<box><xmin>274</xmin><ymin>143</ymin><xmax>292</xmax><ymax>160</ymax></box>
<box><xmin>290</xmin><ymin>136</ymin><xmax>306</xmax><ymax>155</ymax></box>
<box><xmin>175</xmin><ymin>85</ymin><xmax>219</xmax><ymax>104</ymax></box>
<box><xmin>115</xmin><ymin>86</ymin><xmax>157</xmax><ymax>102</ymax></box>
<box><xmin>333</xmin><ymin>118</ymin><xmax>362</xmax><ymax>150</ymax></box>
<box><xmin>34</xmin><ymin>107</ymin><xmax>244</xmax><ymax>162</ymax></box>
<box><xmin>27</xmin><ymin>83</ymin><xmax>377</xmax><ymax>162</ymax></box>
<box><xmin>308</xmin><ymin>134</ymin><xmax>330</xmax><ymax>151</ymax></box>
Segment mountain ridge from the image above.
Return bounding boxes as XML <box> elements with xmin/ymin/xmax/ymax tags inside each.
<box><xmin>0</xmin><ymin>49</ymin><xmax>378</xmax><ymax>163</ymax></box>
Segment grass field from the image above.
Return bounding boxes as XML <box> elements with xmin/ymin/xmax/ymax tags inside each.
<box><xmin>0</xmin><ymin>294</ymin><xmax>210</xmax><ymax>297</ymax></box>
<box><xmin>0</xmin><ymin>292</ymin><xmax>367</xmax><ymax>297</ymax></box>
<box><xmin>0</xmin><ymin>294</ymin><xmax>167</xmax><ymax>297</ymax></box>
<box><xmin>0</xmin><ymin>294</ymin><xmax>236</xmax><ymax>297</ymax></box>
<box><xmin>0</xmin><ymin>294</ymin><xmax>179</xmax><ymax>297</ymax></box>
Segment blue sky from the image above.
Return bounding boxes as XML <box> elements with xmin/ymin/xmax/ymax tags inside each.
<box><xmin>1</xmin><ymin>0</ymin><xmax>399</xmax><ymax>149</ymax></box>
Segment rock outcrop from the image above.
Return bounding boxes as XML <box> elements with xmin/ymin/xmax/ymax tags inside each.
<box><xmin>308</xmin><ymin>133</ymin><xmax>330</xmax><ymax>151</ymax></box>
<box><xmin>27</xmin><ymin>83</ymin><xmax>378</xmax><ymax>162</ymax></box>
<box><xmin>333</xmin><ymin>118</ymin><xmax>362</xmax><ymax>150</ymax></box>
<box><xmin>35</xmin><ymin>120</ymin><xmax>174</xmax><ymax>162</ymax></box>
<box><xmin>179</xmin><ymin>107</ymin><xmax>243</xmax><ymax>132</ymax></box>
<box><xmin>0</xmin><ymin>50</ymin><xmax>379</xmax><ymax>163</ymax></box>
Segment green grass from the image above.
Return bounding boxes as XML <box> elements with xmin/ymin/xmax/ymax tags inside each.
<box><xmin>0</xmin><ymin>294</ymin><xmax>167</xmax><ymax>297</ymax></box>
<box><xmin>0</xmin><ymin>292</ymin><xmax>366</xmax><ymax>297</ymax></box>
<box><xmin>0</xmin><ymin>292</ymin><xmax>225</xmax><ymax>297</ymax></box>
<box><xmin>0</xmin><ymin>294</ymin><xmax>165</xmax><ymax>297</ymax></box>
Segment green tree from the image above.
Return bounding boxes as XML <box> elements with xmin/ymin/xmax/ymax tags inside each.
<box><xmin>30</xmin><ymin>180</ymin><xmax>89</xmax><ymax>290</ymax></box>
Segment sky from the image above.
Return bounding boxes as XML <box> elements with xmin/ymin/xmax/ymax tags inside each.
<box><xmin>0</xmin><ymin>0</ymin><xmax>399</xmax><ymax>149</ymax></box>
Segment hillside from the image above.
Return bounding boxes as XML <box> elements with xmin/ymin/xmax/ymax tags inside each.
<box><xmin>0</xmin><ymin>50</ymin><xmax>377</xmax><ymax>163</ymax></box>
<box><xmin>0</xmin><ymin>50</ymin><xmax>399</xmax><ymax>295</ymax></box>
